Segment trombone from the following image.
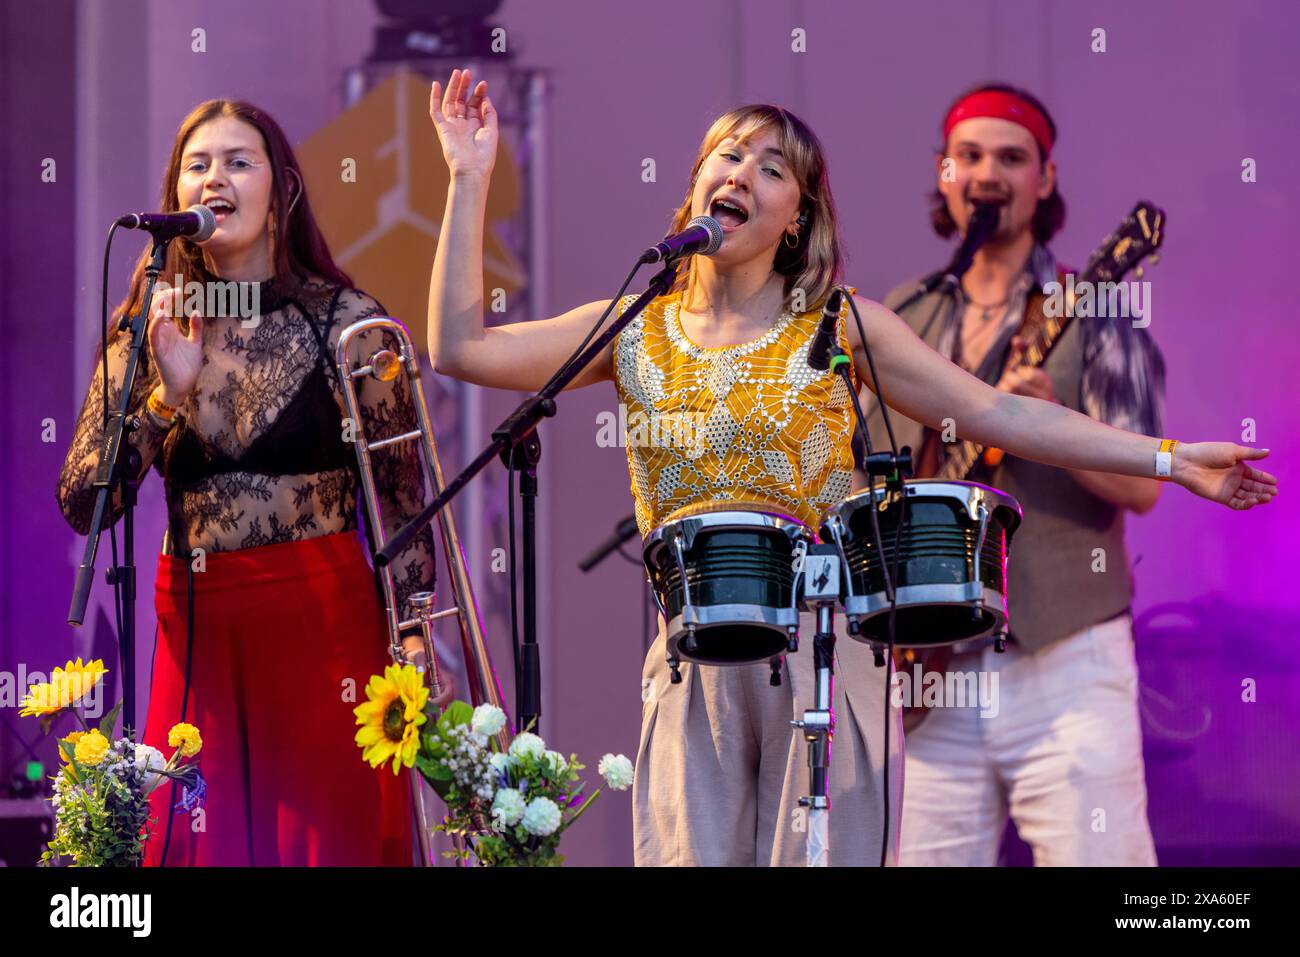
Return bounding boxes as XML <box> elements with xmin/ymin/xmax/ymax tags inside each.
<box><xmin>336</xmin><ymin>316</ymin><xmax>509</xmax><ymax>866</ymax></box>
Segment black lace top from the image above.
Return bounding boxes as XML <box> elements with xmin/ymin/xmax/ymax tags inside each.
<box><xmin>56</xmin><ymin>276</ymin><xmax>436</xmax><ymax>614</ymax></box>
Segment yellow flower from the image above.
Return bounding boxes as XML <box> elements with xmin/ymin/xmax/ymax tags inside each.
<box><xmin>354</xmin><ymin>663</ymin><xmax>429</xmax><ymax>775</ymax></box>
<box><xmin>167</xmin><ymin>722</ymin><xmax>203</xmax><ymax>757</ymax></box>
<box><xmin>18</xmin><ymin>658</ymin><xmax>108</xmax><ymax>717</ymax></box>
<box><xmin>59</xmin><ymin>731</ymin><xmax>86</xmax><ymax>764</ymax></box>
<box><xmin>74</xmin><ymin>730</ymin><xmax>110</xmax><ymax>766</ymax></box>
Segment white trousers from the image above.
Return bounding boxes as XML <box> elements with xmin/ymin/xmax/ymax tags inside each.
<box><xmin>899</xmin><ymin>613</ymin><xmax>1157</xmax><ymax>866</ymax></box>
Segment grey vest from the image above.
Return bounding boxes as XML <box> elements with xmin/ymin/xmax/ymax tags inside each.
<box><xmin>864</xmin><ymin>281</ymin><xmax>1133</xmax><ymax>652</ymax></box>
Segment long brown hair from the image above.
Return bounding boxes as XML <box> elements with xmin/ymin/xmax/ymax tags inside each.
<box><xmin>665</xmin><ymin>104</ymin><xmax>843</xmax><ymax>314</ymax></box>
<box><xmin>112</xmin><ymin>99</ymin><xmax>350</xmax><ymax>335</ymax></box>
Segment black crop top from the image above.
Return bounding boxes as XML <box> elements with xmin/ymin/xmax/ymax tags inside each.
<box><xmin>161</xmin><ymin>287</ymin><xmax>355</xmax><ymax>488</ymax></box>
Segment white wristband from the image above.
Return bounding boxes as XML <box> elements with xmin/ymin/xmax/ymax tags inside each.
<box><xmin>1154</xmin><ymin>450</ymin><xmax>1173</xmax><ymax>478</ymax></box>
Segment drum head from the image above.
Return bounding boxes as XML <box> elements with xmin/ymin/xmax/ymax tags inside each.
<box><xmin>853</xmin><ymin>603</ymin><xmax>999</xmax><ymax>646</ymax></box>
<box><xmin>675</xmin><ymin>622</ymin><xmax>790</xmax><ymax>665</ymax></box>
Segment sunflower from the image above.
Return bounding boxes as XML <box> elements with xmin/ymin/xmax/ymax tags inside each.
<box><xmin>354</xmin><ymin>663</ymin><xmax>429</xmax><ymax>775</ymax></box>
<box><xmin>18</xmin><ymin>658</ymin><xmax>108</xmax><ymax>717</ymax></box>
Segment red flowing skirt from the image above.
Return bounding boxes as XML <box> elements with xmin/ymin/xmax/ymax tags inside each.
<box><xmin>141</xmin><ymin>531</ymin><xmax>413</xmax><ymax>866</ymax></box>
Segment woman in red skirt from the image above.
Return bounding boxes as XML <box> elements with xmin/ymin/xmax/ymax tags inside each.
<box><xmin>56</xmin><ymin>99</ymin><xmax>450</xmax><ymax>865</ymax></box>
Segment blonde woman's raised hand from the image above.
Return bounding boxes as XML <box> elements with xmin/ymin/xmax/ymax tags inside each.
<box><xmin>429</xmin><ymin>68</ymin><xmax>498</xmax><ymax>180</ymax></box>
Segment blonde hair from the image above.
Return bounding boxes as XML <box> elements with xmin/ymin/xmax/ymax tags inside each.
<box><xmin>666</xmin><ymin>104</ymin><xmax>842</xmax><ymax>314</ymax></box>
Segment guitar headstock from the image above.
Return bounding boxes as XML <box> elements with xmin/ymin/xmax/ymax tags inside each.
<box><xmin>1081</xmin><ymin>200</ymin><xmax>1166</xmax><ymax>283</ymax></box>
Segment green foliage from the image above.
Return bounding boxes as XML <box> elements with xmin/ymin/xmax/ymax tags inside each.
<box><xmin>410</xmin><ymin>699</ymin><xmax>606</xmax><ymax>867</ymax></box>
<box><xmin>37</xmin><ymin>733</ymin><xmax>198</xmax><ymax>867</ymax></box>
<box><xmin>97</xmin><ymin>700</ymin><xmax>124</xmax><ymax>739</ymax></box>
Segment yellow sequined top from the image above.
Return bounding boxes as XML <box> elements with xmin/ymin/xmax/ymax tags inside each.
<box><xmin>613</xmin><ymin>288</ymin><xmax>858</xmax><ymax>537</ymax></box>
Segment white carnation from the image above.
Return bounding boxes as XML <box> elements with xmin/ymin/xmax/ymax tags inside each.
<box><xmin>471</xmin><ymin>704</ymin><xmax>507</xmax><ymax>737</ymax></box>
<box><xmin>134</xmin><ymin>744</ymin><xmax>168</xmax><ymax>795</ymax></box>
<box><xmin>508</xmin><ymin>731</ymin><xmax>545</xmax><ymax>761</ymax></box>
<box><xmin>521</xmin><ymin>796</ymin><xmax>562</xmax><ymax>836</ymax></box>
<box><xmin>598</xmin><ymin>753</ymin><xmax>634</xmax><ymax>791</ymax></box>
<box><xmin>491</xmin><ymin>788</ymin><xmax>526</xmax><ymax>828</ymax></box>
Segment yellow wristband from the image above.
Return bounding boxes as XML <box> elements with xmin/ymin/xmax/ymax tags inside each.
<box><xmin>1155</xmin><ymin>438</ymin><xmax>1178</xmax><ymax>480</ymax></box>
<box><xmin>147</xmin><ymin>388</ymin><xmax>178</xmax><ymax>420</ymax></box>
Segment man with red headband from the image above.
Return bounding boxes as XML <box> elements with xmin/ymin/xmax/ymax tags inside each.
<box><xmin>865</xmin><ymin>83</ymin><xmax>1165</xmax><ymax>866</ymax></box>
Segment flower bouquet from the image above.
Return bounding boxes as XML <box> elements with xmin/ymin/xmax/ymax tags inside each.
<box><xmin>355</xmin><ymin>663</ymin><xmax>633</xmax><ymax>866</ymax></box>
<box><xmin>20</xmin><ymin>658</ymin><xmax>206</xmax><ymax>867</ymax></box>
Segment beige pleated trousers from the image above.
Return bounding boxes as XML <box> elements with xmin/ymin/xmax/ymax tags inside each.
<box><xmin>633</xmin><ymin>610</ymin><xmax>904</xmax><ymax>866</ymax></box>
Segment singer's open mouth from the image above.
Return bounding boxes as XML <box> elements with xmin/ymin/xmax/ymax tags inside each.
<box><xmin>710</xmin><ymin>198</ymin><xmax>749</xmax><ymax>230</ymax></box>
<box><xmin>204</xmin><ymin>197</ymin><xmax>237</xmax><ymax>223</ymax></box>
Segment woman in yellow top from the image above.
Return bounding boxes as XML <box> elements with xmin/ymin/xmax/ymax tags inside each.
<box><xmin>425</xmin><ymin>69</ymin><xmax>1276</xmax><ymax>866</ymax></box>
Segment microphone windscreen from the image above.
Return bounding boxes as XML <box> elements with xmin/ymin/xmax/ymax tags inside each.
<box><xmin>188</xmin><ymin>204</ymin><xmax>218</xmax><ymax>242</ymax></box>
<box><xmin>686</xmin><ymin>215</ymin><xmax>724</xmax><ymax>256</ymax></box>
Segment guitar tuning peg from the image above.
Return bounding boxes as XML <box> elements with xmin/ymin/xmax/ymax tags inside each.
<box><xmin>1134</xmin><ymin>266</ymin><xmax>1144</xmax><ymax>280</ymax></box>
<box><xmin>1147</xmin><ymin>254</ymin><xmax>1160</xmax><ymax>267</ymax></box>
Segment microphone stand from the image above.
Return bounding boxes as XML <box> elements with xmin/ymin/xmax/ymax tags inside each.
<box><xmin>378</xmin><ymin>259</ymin><xmax>681</xmax><ymax>737</ymax></box>
<box><xmin>892</xmin><ymin>203</ymin><xmax>1001</xmax><ymax>315</ymax></box>
<box><xmin>577</xmin><ymin>514</ymin><xmax>652</xmax><ymax>662</ymax></box>
<box><xmin>67</xmin><ymin>235</ymin><xmax>172</xmax><ymax>742</ymax></box>
<box><xmin>577</xmin><ymin>515</ymin><xmax>639</xmax><ymax>573</ymax></box>
<box><xmin>888</xmin><ymin>268</ymin><xmax>950</xmax><ymax>317</ymax></box>
<box><xmin>822</xmin><ymin>291</ymin><xmax>917</xmax><ymax>866</ymax></box>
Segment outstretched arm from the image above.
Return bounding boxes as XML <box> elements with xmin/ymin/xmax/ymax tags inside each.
<box><xmin>846</xmin><ymin>295</ymin><xmax>1277</xmax><ymax>510</ymax></box>
<box><xmin>990</xmin><ymin>334</ymin><xmax>1161</xmax><ymax>514</ymax></box>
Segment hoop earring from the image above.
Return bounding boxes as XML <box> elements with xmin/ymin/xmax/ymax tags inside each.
<box><xmin>285</xmin><ymin>168</ymin><xmax>303</xmax><ymax>216</ymax></box>
<box><xmin>784</xmin><ymin>230</ymin><xmax>800</xmax><ymax>249</ymax></box>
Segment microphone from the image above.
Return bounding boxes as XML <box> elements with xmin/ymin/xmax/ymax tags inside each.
<box><xmin>578</xmin><ymin>515</ymin><xmax>641</xmax><ymax>572</ymax></box>
<box><xmin>115</xmin><ymin>204</ymin><xmax>217</xmax><ymax>242</ymax></box>
<box><xmin>806</xmin><ymin>287</ymin><xmax>844</xmax><ymax>372</ymax></box>
<box><xmin>925</xmin><ymin>200</ymin><xmax>1000</xmax><ymax>292</ymax></box>
<box><xmin>640</xmin><ymin>215</ymin><xmax>724</xmax><ymax>264</ymax></box>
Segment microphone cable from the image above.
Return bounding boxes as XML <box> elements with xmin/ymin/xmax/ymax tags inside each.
<box><xmin>842</xmin><ymin>289</ymin><xmax>911</xmax><ymax>867</ymax></box>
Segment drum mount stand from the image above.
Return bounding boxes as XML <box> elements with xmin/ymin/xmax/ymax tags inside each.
<box><xmin>792</xmin><ymin>542</ymin><xmax>843</xmax><ymax>868</ymax></box>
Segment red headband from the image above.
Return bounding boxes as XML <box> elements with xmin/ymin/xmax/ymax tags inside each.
<box><xmin>943</xmin><ymin>90</ymin><xmax>1054</xmax><ymax>157</ymax></box>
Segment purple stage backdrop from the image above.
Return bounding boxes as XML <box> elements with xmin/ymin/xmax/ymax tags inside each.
<box><xmin>1</xmin><ymin>0</ymin><xmax>1296</xmax><ymax>866</ymax></box>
